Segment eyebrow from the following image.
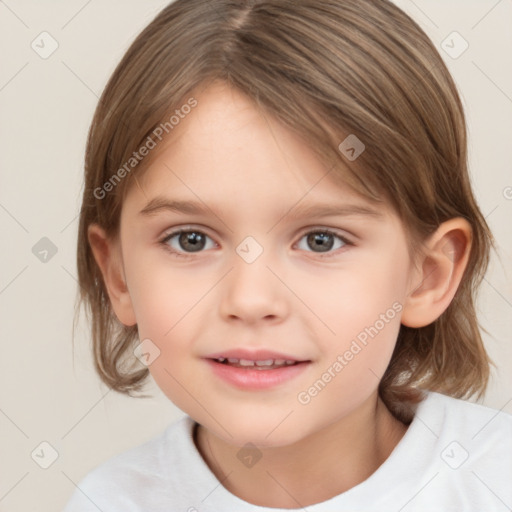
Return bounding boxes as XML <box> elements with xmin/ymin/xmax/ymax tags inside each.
<box><xmin>139</xmin><ymin>196</ymin><xmax>383</xmax><ymax>220</ymax></box>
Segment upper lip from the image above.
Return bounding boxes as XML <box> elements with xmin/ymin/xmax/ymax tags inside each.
<box><xmin>205</xmin><ymin>349</ymin><xmax>309</xmax><ymax>362</ymax></box>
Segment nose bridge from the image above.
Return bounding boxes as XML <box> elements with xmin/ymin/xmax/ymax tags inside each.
<box><xmin>219</xmin><ymin>238</ymin><xmax>288</xmax><ymax>323</ymax></box>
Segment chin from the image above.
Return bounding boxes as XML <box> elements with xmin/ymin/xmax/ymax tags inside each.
<box><xmin>202</xmin><ymin>411</ymin><xmax>314</xmax><ymax>449</ymax></box>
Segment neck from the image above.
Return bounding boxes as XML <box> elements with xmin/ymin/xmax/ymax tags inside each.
<box><xmin>194</xmin><ymin>392</ymin><xmax>408</xmax><ymax>509</ymax></box>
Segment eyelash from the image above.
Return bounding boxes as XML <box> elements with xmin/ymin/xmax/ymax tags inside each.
<box><xmin>159</xmin><ymin>226</ymin><xmax>353</xmax><ymax>260</ymax></box>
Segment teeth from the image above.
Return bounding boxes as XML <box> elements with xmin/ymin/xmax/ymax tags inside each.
<box><xmin>216</xmin><ymin>357</ymin><xmax>297</xmax><ymax>367</ymax></box>
<box><xmin>255</xmin><ymin>359</ymin><xmax>274</xmax><ymax>366</ymax></box>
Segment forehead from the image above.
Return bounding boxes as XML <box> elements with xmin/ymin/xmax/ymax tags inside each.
<box><xmin>124</xmin><ymin>82</ymin><xmax>388</xmax><ymax>220</ymax></box>
<box><xmin>143</xmin><ymin>83</ymin><xmax>327</xmax><ymax>185</ymax></box>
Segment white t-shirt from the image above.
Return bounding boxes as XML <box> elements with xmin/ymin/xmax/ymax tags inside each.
<box><xmin>62</xmin><ymin>391</ymin><xmax>512</xmax><ymax>511</ymax></box>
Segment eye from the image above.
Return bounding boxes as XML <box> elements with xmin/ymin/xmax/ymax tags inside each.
<box><xmin>296</xmin><ymin>230</ymin><xmax>349</xmax><ymax>255</ymax></box>
<box><xmin>160</xmin><ymin>227</ymin><xmax>351</xmax><ymax>258</ymax></box>
<box><xmin>161</xmin><ymin>229</ymin><xmax>216</xmax><ymax>257</ymax></box>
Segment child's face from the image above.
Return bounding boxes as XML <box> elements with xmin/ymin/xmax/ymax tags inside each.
<box><xmin>116</xmin><ymin>82</ymin><xmax>417</xmax><ymax>447</ymax></box>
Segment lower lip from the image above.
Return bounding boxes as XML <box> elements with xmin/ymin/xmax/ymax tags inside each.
<box><xmin>205</xmin><ymin>359</ymin><xmax>310</xmax><ymax>390</ymax></box>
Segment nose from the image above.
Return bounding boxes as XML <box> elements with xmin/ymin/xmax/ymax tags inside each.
<box><xmin>218</xmin><ymin>255</ymin><xmax>289</xmax><ymax>325</ymax></box>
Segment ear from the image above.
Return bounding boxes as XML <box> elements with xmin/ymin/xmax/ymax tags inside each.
<box><xmin>88</xmin><ymin>224</ymin><xmax>137</xmax><ymax>326</ymax></box>
<box><xmin>401</xmin><ymin>218</ymin><xmax>472</xmax><ymax>328</ymax></box>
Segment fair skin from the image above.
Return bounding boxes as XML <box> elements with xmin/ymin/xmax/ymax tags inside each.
<box><xmin>89</xmin><ymin>82</ymin><xmax>471</xmax><ymax>508</ymax></box>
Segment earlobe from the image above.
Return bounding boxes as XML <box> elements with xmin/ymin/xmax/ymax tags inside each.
<box><xmin>401</xmin><ymin>218</ymin><xmax>472</xmax><ymax>328</ymax></box>
<box><xmin>87</xmin><ymin>224</ymin><xmax>137</xmax><ymax>326</ymax></box>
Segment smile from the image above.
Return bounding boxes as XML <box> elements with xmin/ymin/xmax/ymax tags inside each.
<box><xmin>213</xmin><ymin>357</ymin><xmax>299</xmax><ymax>369</ymax></box>
<box><xmin>206</xmin><ymin>358</ymin><xmax>310</xmax><ymax>390</ymax></box>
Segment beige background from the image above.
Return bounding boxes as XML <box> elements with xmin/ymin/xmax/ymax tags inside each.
<box><xmin>0</xmin><ymin>1</ymin><xmax>510</xmax><ymax>510</ymax></box>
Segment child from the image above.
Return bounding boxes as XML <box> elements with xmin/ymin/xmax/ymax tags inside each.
<box><xmin>63</xmin><ymin>0</ymin><xmax>512</xmax><ymax>510</ymax></box>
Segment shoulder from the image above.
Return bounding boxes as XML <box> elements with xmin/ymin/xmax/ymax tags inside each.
<box><xmin>61</xmin><ymin>416</ymin><xmax>196</xmax><ymax>512</ymax></box>
<box><xmin>355</xmin><ymin>391</ymin><xmax>512</xmax><ymax>511</ymax></box>
<box><xmin>409</xmin><ymin>391</ymin><xmax>512</xmax><ymax>509</ymax></box>
<box><xmin>416</xmin><ymin>391</ymin><xmax>512</xmax><ymax>462</ymax></box>
<box><xmin>418</xmin><ymin>390</ymin><xmax>512</xmax><ymax>443</ymax></box>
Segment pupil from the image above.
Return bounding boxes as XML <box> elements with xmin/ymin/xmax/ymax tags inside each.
<box><xmin>308</xmin><ymin>232</ymin><xmax>333</xmax><ymax>252</ymax></box>
<box><xmin>180</xmin><ymin>232</ymin><xmax>205</xmax><ymax>252</ymax></box>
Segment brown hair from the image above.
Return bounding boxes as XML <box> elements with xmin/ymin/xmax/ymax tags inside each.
<box><xmin>76</xmin><ymin>0</ymin><xmax>493</xmax><ymax>420</ymax></box>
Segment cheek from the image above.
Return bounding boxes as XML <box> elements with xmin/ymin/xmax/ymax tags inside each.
<box><xmin>293</xmin><ymin>256</ymin><xmax>407</xmax><ymax>344</ymax></box>
<box><xmin>125</xmin><ymin>253</ymin><xmax>209</xmax><ymax>340</ymax></box>
<box><xmin>292</xmin><ymin>250</ymin><xmax>407</xmax><ymax>390</ymax></box>
<box><xmin>124</xmin><ymin>259</ymin><xmax>212</xmax><ymax>395</ymax></box>
<box><xmin>296</xmin><ymin>311</ymin><xmax>401</xmax><ymax>422</ymax></box>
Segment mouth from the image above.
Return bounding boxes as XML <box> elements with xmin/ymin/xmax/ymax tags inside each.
<box><xmin>204</xmin><ymin>350</ymin><xmax>311</xmax><ymax>390</ymax></box>
<box><xmin>211</xmin><ymin>357</ymin><xmax>302</xmax><ymax>370</ymax></box>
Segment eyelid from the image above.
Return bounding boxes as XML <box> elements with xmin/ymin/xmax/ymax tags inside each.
<box><xmin>159</xmin><ymin>224</ymin><xmax>355</xmax><ymax>258</ymax></box>
<box><xmin>161</xmin><ymin>224</ymin><xmax>358</xmax><ymax>238</ymax></box>
<box><xmin>160</xmin><ymin>224</ymin><xmax>218</xmax><ymax>242</ymax></box>
<box><xmin>295</xmin><ymin>225</ymin><xmax>354</xmax><ymax>244</ymax></box>
<box><xmin>159</xmin><ymin>224</ymin><xmax>354</xmax><ymax>242</ymax></box>
<box><xmin>293</xmin><ymin>227</ymin><xmax>354</xmax><ymax>258</ymax></box>
<box><xmin>159</xmin><ymin>226</ymin><xmax>218</xmax><ymax>259</ymax></box>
